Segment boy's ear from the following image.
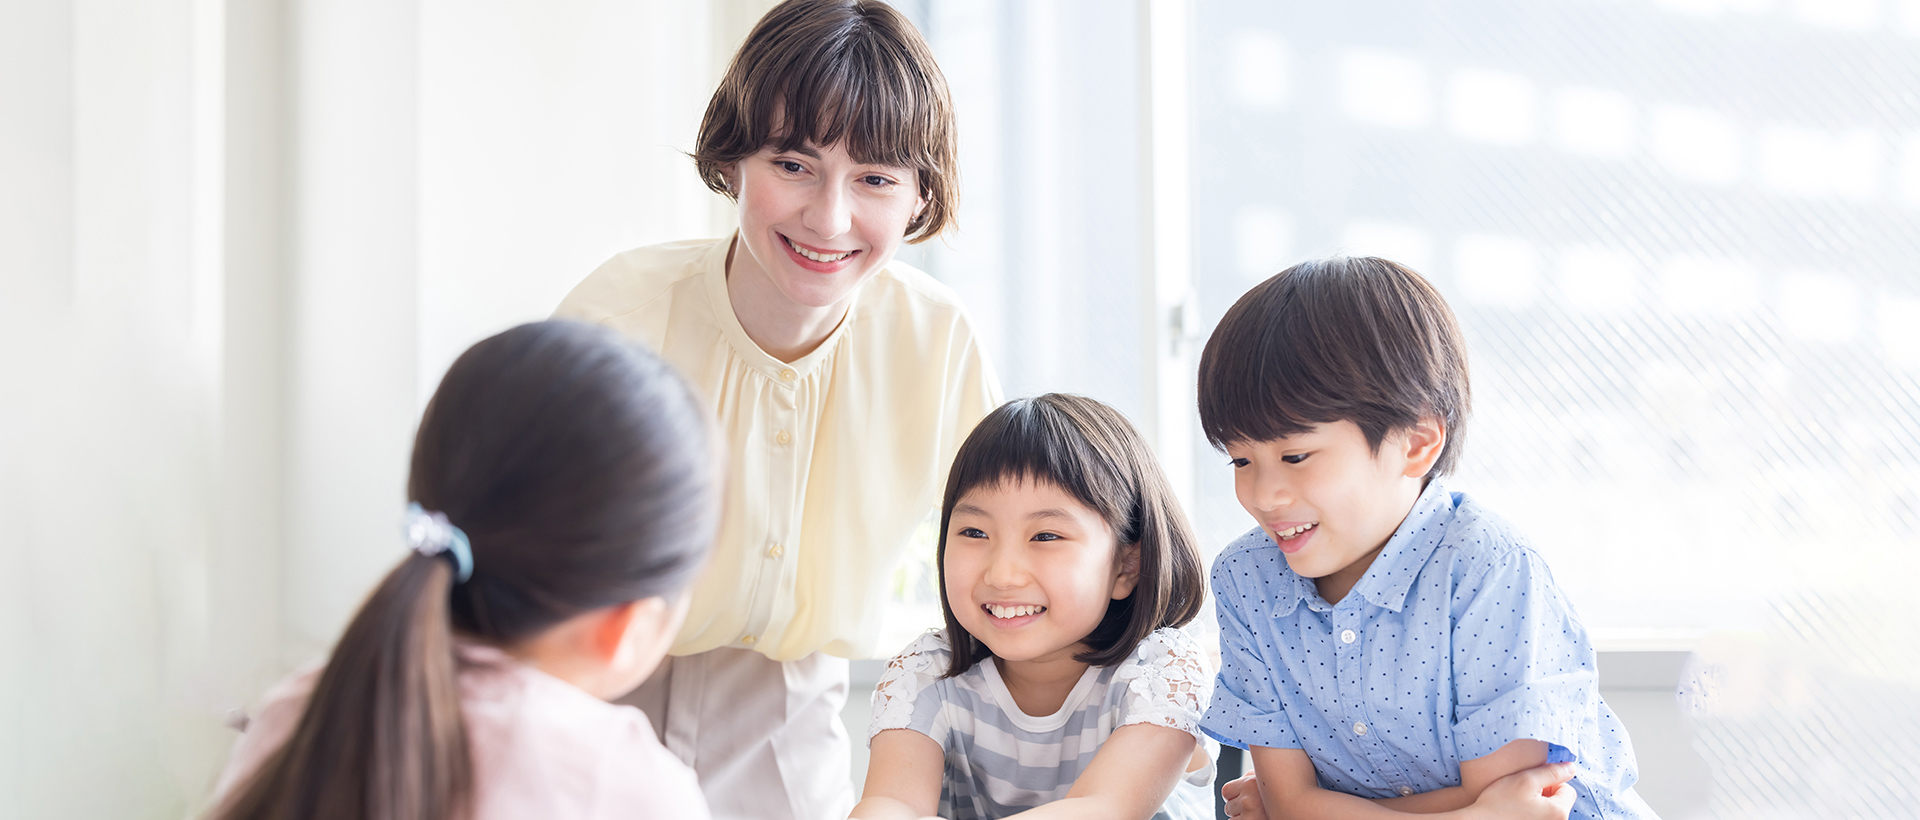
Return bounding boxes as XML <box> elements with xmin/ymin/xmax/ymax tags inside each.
<box><xmin>1111</xmin><ymin>543</ymin><xmax>1143</xmax><ymax>600</ymax></box>
<box><xmin>1401</xmin><ymin>416</ymin><xmax>1447</xmax><ymax>478</ymax></box>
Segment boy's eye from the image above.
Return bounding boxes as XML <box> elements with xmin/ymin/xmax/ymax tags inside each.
<box><xmin>1282</xmin><ymin>453</ymin><xmax>1310</xmax><ymax>464</ymax></box>
<box><xmin>1228</xmin><ymin>457</ymin><xmax>1250</xmax><ymax>468</ymax></box>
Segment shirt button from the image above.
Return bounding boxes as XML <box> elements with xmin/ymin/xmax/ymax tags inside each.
<box><xmin>767</xmin><ymin>543</ymin><xmax>784</xmax><ymax>559</ymax></box>
<box><xmin>740</xmin><ymin>635</ymin><xmax>756</xmax><ymax>645</ymax></box>
<box><xmin>774</xmin><ymin>430</ymin><xmax>791</xmax><ymax>445</ymax></box>
<box><xmin>779</xmin><ymin>368</ymin><xmax>796</xmax><ymax>382</ymax></box>
<box><xmin>1398</xmin><ymin>786</ymin><xmax>1413</xmax><ymax>797</ymax></box>
<box><xmin>1353</xmin><ymin>721</ymin><xmax>1368</xmax><ymax>736</ymax></box>
<box><xmin>1341</xmin><ymin>629</ymin><xmax>1356</xmax><ymax>644</ymax></box>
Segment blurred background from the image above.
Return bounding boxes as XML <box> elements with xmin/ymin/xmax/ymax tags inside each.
<box><xmin>4</xmin><ymin>0</ymin><xmax>1918</xmax><ymax>817</ymax></box>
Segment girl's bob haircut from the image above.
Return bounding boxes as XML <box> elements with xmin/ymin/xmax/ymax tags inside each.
<box><xmin>694</xmin><ymin>0</ymin><xmax>958</xmax><ymax>243</ymax></box>
<box><xmin>936</xmin><ymin>394</ymin><xmax>1205</xmax><ymax>678</ymax></box>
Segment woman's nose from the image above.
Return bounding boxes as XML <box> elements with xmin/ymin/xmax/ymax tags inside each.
<box><xmin>803</xmin><ymin>180</ymin><xmax>852</xmax><ymax>239</ymax></box>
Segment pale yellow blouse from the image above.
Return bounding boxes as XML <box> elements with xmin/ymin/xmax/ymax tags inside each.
<box><xmin>554</xmin><ymin>238</ymin><xmax>1001</xmax><ymax>661</ymax></box>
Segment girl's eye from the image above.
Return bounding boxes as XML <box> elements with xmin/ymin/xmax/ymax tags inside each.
<box><xmin>1282</xmin><ymin>453</ymin><xmax>1310</xmax><ymax>464</ymax></box>
<box><xmin>1228</xmin><ymin>457</ymin><xmax>1250</xmax><ymax>468</ymax></box>
<box><xmin>957</xmin><ymin>527</ymin><xmax>987</xmax><ymax>539</ymax></box>
<box><xmin>1031</xmin><ymin>532</ymin><xmax>1060</xmax><ymax>542</ymax></box>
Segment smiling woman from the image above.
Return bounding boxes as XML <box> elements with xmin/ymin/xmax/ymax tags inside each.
<box><xmin>548</xmin><ymin>2</ymin><xmax>1000</xmax><ymax>819</ymax></box>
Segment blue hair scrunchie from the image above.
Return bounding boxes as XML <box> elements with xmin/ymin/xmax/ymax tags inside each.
<box><xmin>402</xmin><ymin>502</ymin><xmax>474</xmax><ymax>584</ymax></box>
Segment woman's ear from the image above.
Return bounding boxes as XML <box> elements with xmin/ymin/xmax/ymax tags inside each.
<box><xmin>1111</xmin><ymin>543</ymin><xmax>1143</xmax><ymax>600</ymax></box>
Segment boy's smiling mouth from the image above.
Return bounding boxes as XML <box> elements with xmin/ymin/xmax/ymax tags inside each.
<box><xmin>1274</xmin><ymin>522</ymin><xmax>1318</xmax><ymax>540</ymax></box>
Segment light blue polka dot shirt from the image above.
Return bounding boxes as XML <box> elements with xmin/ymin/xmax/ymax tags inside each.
<box><xmin>1200</xmin><ymin>480</ymin><xmax>1656</xmax><ymax>819</ymax></box>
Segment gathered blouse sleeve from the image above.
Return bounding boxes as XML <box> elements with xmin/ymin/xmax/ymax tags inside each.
<box><xmin>867</xmin><ymin>630</ymin><xmax>955</xmax><ymax>748</ymax></box>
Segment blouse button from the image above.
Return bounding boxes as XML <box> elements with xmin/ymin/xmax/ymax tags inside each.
<box><xmin>1341</xmin><ymin>629</ymin><xmax>1356</xmax><ymax>644</ymax></box>
<box><xmin>1398</xmin><ymin>786</ymin><xmax>1413</xmax><ymax>797</ymax></box>
<box><xmin>740</xmin><ymin>635</ymin><xmax>757</xmax><ymax>646</ymax></box>
<box><xmin>779</xmin><ymin>368</ymin><xmax>796</xmax><ymax>382</ymax></box>
<box><xmin>1353</xmin><ymin>721</ymin><xmax>1368</xmax><ymax>736</ymax></box>
<box><xmin>775</xmin><ymin>430</ymin><xmax>792</xmax><ymax>445</ymax></box>
<box><xmin>768</xmin><ymin>543</ymin><xmax>784</xmax><ymax>559</ymax></box>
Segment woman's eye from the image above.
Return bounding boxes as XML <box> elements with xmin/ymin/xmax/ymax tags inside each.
<box><xmin>776</xmin><ymin>160</ymin><xmax>804</xmax><ymax>174</ymax></box>
<box><xmin>862</xmin><ymin>174</ymin><xmax>896</xmax><ymax>188</ymax></box>
<box><xmin>1282</xmin><ymin>453</ymin><xmax>1310</xmax><ymax>464</ymax></box>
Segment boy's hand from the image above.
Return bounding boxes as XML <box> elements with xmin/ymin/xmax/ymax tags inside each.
<box><xmin>1220</xmin><ymin>771</ymin><xmax>1265</xmax><ymax>818</ymax></box>
<box><xmin>1469</xmin><ymin>762</ymin><xmax>1576</xmax><ymax>820</ymax></box>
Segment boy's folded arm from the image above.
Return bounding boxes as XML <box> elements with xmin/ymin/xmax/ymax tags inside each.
<box><xmin>1372</xmin><ymin>740</ymin><xmax>1549</xmax><ymax>813</ymax></box>
<box><xmin>849</xmin><ymin>729</ymin><xmax>946</xmax><ymax>820</ymax></box>
<box><xmin>1008</xmin><ymin>723</ymin><xmax>1197</xmax><ymax>819</ymax></box>
<box><xmin>1250</xmin><ymin>741</ymin><xmax>1552</xmax><ymax>820</ymax></box>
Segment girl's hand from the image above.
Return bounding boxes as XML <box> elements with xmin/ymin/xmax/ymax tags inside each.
<box><xmin>1468</xmin><ymin>762</ymin><xmax>1576</xmax><ymax>820</ymax></box>
<box><xmin>1220</xmin><ymin>770</ymin><xmax>1265</xmax><ymax>818</ymax></box>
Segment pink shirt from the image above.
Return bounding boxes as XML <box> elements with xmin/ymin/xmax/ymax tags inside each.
<box><xmin>215</xmin><ymin>645</ymin><xmax>709</xmax><ymax>820</ymax></box>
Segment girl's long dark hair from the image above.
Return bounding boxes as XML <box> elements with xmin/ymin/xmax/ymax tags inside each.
<box><xmin>211</xmin><ymin>321</ymin><xmax>719</xmax><ymax>820</ymax></box>
<box><xmin>936</xmin><ymin>394</ymin><xmax>1205</xmax><ymax>677</ymax></box>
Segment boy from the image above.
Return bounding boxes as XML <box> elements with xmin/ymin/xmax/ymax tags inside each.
<box><xmin>1196</xmin><ymin>257</ymin><xmax>1655</xmax><ymax>819</ymax></box>
<box><xmin>553</xmin><ymin>2</ymin><xmax>999</xmax><ymax>818</ymax></box>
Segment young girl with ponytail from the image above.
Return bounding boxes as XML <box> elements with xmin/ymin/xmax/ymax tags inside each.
<box><xmin>209</xmin><ymin>320</ymin><xmax>721</xmax><ymax>820</ymax></box>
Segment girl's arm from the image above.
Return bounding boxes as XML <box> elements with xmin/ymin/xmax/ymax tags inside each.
<box><xmin>849</xmin><ymin>729</ymin><xmax>946</xmax><ymax>820</ymax></box>
<box><xmin>1008</xmin><ymin>723</ymin><xmax>1200</xmax><ymax>819</ymax></box>
<box><xmin>1248</xmin><ymin>743</ymin><xmax>1574</xmax><ymax>820</ymax></box>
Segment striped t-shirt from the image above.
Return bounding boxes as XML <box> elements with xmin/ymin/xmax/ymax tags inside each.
<box><xmin>867</xmin><ymin>627</ymin><xmax>1216</xmax><ymax>820</ymax></box>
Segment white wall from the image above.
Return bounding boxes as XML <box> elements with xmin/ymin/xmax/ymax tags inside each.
<box><xmin>0</xmin><ymin>1</ymin><xmax>742</xmax><ymax>816</ymax></box>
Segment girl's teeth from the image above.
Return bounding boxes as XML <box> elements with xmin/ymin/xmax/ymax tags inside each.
<box><xmin>1277</xmin><ymin>522</ymin><xmax>1318</xmax><ymax>539</ymax></box>
<box><xmin>988</xmin><ymin>604</ymin><xmax>1045</xmax><ymax>619</ymax></box>
<box><xmin>786</xmin><ymin>237</ymin><xmax>852</xmax><ymax>263</ymax></box>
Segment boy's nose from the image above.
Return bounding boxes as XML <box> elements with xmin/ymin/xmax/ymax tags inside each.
<box><xmin>803</xmin><ymin>181</ymin><xmax>852</xmax><ymax>239</ymax></box>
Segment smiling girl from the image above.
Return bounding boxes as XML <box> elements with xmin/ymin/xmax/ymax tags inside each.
<box><xmin>551</xmin><ymin>2</ymin><xmax>999</xmax><ymax>818</ymax></box>
<box><xmin>852</xmin><ymin>394</ymin><xmax>1214</xmax><ymax>820</ymax></box>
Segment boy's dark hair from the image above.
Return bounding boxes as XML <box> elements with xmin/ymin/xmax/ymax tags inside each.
<box><xmin>936</xmin><ymin>394</ymin><xmax>1205</xmax><ymax>678</ymax></box>
<box><xmin>694</xmin><ymin>0</ymin><xmax>957</xmax><ymax>242</ymax></box>
<box><xmin>212</xmin><ymin>321</ymin><xmax>719</xmax><ymax>820</ymax></box>
<box><xmin>1198</xmin><ymin>256</ymin><xmax>1472</xmax><ymax>477</ymax></box>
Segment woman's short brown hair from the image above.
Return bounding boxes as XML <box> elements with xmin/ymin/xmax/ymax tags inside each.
<box><xmin>1198</xmin><ymin>257</ymin><xmax>1473</xmax><ymax>477</ymax></box>
<box><xmin>936</xmin><ymin>394</ymin><xmax>1206</xmax><ymax>677</ymax></box>
<box><xmin>694</xmin><ymin>0</ymin><xmax>957</xmax><ymax>243</ymax></box>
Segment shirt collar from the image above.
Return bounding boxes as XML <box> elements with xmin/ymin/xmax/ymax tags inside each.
<box><xmin>1267</xmin><ymin>478</ymin><xmax>1456</xmax><ymax>616</ymax></box>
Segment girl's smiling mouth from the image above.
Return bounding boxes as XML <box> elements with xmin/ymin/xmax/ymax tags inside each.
<box><xmin>983</xmin><ymin>603</ymin><xmax>1047</xmax><ymax>625</ymax></box>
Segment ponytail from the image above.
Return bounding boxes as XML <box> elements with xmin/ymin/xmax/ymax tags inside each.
<box><xmin>210</xmin><ymin>320</ymin><xmax>717</xmax><ymax>820</ymax></box>
<box><xmin>212</xmin><ymin>555</ymin><xmax>472</xmax><ymax>820</ymax></box>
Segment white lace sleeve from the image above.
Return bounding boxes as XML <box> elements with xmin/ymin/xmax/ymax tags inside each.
<box><xmin>1113</xmin><ymin>627</ymin><xmax>1215</xmax><ymax>740</ymax></box>
<box><xmin>866</xmin><ymin>630</ymin><xmax>952</xmax><ymax>743</ymax></box>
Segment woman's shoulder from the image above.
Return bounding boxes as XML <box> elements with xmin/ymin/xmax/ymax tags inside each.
<box><xmin>855</xmin><ymin>259</ymin><xmax>983</xmax><ymax>342</ymax></box>
<box><xmin>553</xmin><ymin>238</ymin><xmax>723</xmax><ymax>324</ymax></box>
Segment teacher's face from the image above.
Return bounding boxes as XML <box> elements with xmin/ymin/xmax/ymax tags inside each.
<box><xmin>729</xmin><ymin>140</ymin><xmax>925</xmax><ymax>312</ymax></box>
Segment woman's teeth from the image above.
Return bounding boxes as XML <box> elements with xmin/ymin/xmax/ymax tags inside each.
<box><xmin>786</xmin><ymin>236</ymin><xmax>853</xmax><ymax>263</ymax></box>
<box><xmin>1276</xmin><ymin>522</ymin><xmax>1317</xmax><ymax>540</ymax></box>
<box><xmin>987</xmin><ymin>604</ymin><xmax>1045</xmax><ymax>619</ymax></box>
